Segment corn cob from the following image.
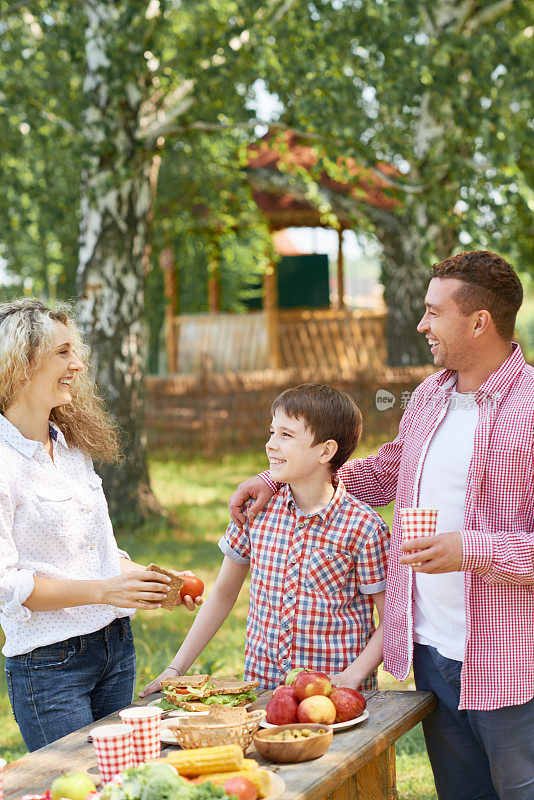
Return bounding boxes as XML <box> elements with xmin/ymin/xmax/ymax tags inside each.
<box><xmin>166</xmin><ymin>744</ymin><xmax>244</xmax><ymax>776</ymax></box>
<box><xmin>242</xmin><ymin>758</ymin><xmax>259</xmax><ymax>770</ymax></box>
<box><xmin>192</xmin><ymin>769</ymin><xmax>271</xmax><ymax>797</ymax></box>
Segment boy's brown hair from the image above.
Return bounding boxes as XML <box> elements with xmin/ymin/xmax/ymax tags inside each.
<box><xmin>271</xmin><ymin>383</ymin><xmax>362</xmax><ymax>473</ymax></box>
<box><xmin>431</xmin><ymin>250</ymin><xmax>523</xmax><ymax>341</ymax></box>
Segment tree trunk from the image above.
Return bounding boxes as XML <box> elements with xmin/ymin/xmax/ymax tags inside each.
<box><xmin>77</xmin><ymin>1</ymin><xmax>163</xmax><ymax>524</ymax></box>
<box><xmin>369</xmin><ymin>207</ymin><xmax>433</xmax><ymax>366</ymax></box>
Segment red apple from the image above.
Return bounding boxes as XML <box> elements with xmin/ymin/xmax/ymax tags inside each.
<box><xmin>223</xmin><ymin>776</ymin><xmax>258</xmax><ymax>800</ymax></box>
<box><xmin>266</xmin><ymin>689</ymin><xmax>299</xmax><ymax>724</ymax></box>
<box><xmin>284</xmin><ymin>667</ymin><xmax>309</xmax><ymax>685</ymax></box>
<box><xmin>297</xmin><ymin>695</ymin><xmax>336</xmax><ymax>725</ymax></box>
<box><xmin>328</xmin><ymin>687</ymin><xmax>367</xmax><ymax>722</ymax></box>
<box><xmin>293</xmin><ymin>670</ymin><xmax>332</xmax><ymax>701</ymax></box>
<box><xmin>273</xmin><ymin>684</ymin><xmax>297</xmax><ymax>698</ymax></box>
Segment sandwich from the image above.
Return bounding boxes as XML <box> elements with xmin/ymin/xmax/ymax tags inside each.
<box><xmin>159</xmin><ymin>675</ymin><xmax>260</xmax><ymax>711</ymax></box>
<box><xmin>146</xmin><ymin>563</ymin><xmax>184</xmax><ymax>611</ymax></box>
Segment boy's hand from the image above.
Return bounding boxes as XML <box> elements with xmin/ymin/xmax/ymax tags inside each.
<box><xmin>228</xmin><ymin>476</ymin><xmax>275</xmax><ymax>527</ymax></box>
<box><xmin>330</xmin><ymin>669</ymin><xmax>362</xmax><ymax>690</ymax></box>
<box><xmin>139</xmin><ymin>666</ymin><xmax>178</xmax><ymax>698</ymax></box>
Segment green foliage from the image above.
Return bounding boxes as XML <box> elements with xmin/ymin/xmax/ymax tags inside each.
<box><xmin>0</xmin><ymin>1</ymin><xmax>85</xmax><ymax>297</ymax></box>
<box><xmin>2</xmin><ymin>1</ymin><xmax>531</xmax><ymax>309</ymax></box>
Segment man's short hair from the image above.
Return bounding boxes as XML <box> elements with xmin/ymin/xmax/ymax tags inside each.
<box><xmin>431</xmin><ymin>250</ymin><xmax>523</xmax><ymax>340</ymax></box>
<box><xmin>271</xmin><ymin>383</ymin><xmax>362</xmax><ymax>473</ymax></box>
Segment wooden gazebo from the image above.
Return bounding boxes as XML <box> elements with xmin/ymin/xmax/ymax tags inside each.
<box><xmin>161</xmin><ymin>129</ymin><xmax>400</xmax><ymax>375</ymax></box>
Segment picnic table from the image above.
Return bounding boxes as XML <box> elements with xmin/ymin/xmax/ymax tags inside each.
<box><xmin>3</xmin><ymin>689</ymin><xmax>436</xmax><ymax>800</ymax></box>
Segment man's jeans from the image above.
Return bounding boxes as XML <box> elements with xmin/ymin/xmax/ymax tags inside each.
<box><xmin>413</xmin><ymin>643</ymin><xmax>534</xmax><ymax>800</ymax></box>
<box><xmin>5</xmin><ymin>617</ymin><xmax>136</xmax><ymax>752</ymax></box>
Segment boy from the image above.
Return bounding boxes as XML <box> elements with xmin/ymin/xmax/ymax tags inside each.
<box><xmin>141</xmin><ymin>384</ymin><xmax>389</xmax><ymax>693</ymax></box>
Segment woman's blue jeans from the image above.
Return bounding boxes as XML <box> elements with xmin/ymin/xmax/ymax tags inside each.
<box><xmin>4</xmin><ymin>617</ymin><xmax>136</xmax><ymax>752</ymax></box>
<box><xmin>413</xmin><ymin>643</ymin><xmax>534</xmax><ymax>800</ymax></box>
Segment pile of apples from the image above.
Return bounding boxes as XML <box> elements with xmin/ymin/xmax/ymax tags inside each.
<box><xmin>265</xmin><ymin>668</ymin><xmax>366</xmax><ymax>726</ymax></box>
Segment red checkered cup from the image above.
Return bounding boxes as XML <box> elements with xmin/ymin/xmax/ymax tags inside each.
<box><xmin>90</xmin><ymin>723</ymin><xmax>134</xmax><ymax>783</ymax></box>
<box><xmin>0</xmin><ymin>757</ymin><xmax>6</xmax><ymax>800</ymax></box>
<box><xmin>400</xmin><ymin>507</ymin><xmax>438</xmax><ymax>567</ymax></box>
<box><xmin>118</xmin><ymin>706</ymin><xmax>162</xmax><ymax>765</ymax></box>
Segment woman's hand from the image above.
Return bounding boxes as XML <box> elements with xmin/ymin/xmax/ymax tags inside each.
<box><xmin>176</xmin><ymin>570</ymin><xmax>204</xmax><ymax>611</ymax></box>
<box><xmin>101</xmin><ymin>569</ymin><xmax>172</xmax><ymax>609</ymax></box>
<box><xmin>139</xmin><ymin>666</ymin><xmax>179</xmax><ymax>698</ymax></box>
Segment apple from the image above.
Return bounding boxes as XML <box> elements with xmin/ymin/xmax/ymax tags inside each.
<box><xmin>265</xmin><ymin>688</ymin><xmax>299</xmax><ymax>724</ymax></box>
<box><xmin>273</xmin><ymin>684</ymin><xmax>297</xmax><ymax>698</ymax></box>
<box><xmin>284</xmin><ymin>667</ymin><xmax>309</xmax><ymax>685</ymax></box>
<box><xmin>293</xmin><ymin>670</ymin><xmax>332</xmax><ymax>701</ymax></box>
<box><xmin>223</xmin><ymin>776</ymin><xmax>258</xmax><ymax>800</ymax></box>
<box><xmin>329</xmin><ymin>687</ymin><xmax>367</xmax><ymax>722</ymax></box>
<box><xmin>297</xmin><ymin>695</ymin><xmax>336</xmax><ymax>725</ymax></box>
<box><xmin>51</xmin><ymin>773</ymin><xmax>96</xmax><ymax>800</ymax></box>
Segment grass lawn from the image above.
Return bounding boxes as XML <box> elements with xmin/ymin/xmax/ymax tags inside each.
<box><xmin>0</xmin><ymin>443</ymin><xmax>437</xmax><ymax>800</ymax></box>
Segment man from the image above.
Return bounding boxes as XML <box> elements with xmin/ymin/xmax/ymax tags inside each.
<box><xmin>229</xmin><ymin>250</ymin><xmax>534</xmax><ymax>800</ymax></box>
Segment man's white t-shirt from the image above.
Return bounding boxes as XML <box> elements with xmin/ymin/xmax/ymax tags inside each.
<box><xmin>412</xmin><ymin>391</ymin><xmax>479</xmax><ymax>662</ymax></box>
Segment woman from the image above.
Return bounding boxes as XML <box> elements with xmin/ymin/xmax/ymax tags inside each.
<box><xmin>0</xmin><ymin>299</ymin><xmax>197</xmax><ymax>751</ymax></box>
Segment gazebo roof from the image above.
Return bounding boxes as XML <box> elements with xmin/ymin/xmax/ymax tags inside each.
<box><xmin>247</xmin><ymin>129</ymin><xmax>401</xmax><ymax>229</ymax></box>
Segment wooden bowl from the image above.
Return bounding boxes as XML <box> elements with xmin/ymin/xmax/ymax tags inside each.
<box><xmin>253</xmin><ymin>723</ymin><xmax>333</xmax><ymax>763</ymax></box>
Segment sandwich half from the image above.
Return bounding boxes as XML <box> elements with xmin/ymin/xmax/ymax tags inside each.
<box><xmin>159</xmin><ymin>676</ymin><xmax>260</xmax><ymax>711</ymax></box>
<box><xmin>204</xmin><ymin>677</ymin><xmax>260</xmax><ymax>707</ymax></box>
<box><xmin>159</xmin><ymin>675</ymin><xmax>211</xmax><ymax>711</ymax></box>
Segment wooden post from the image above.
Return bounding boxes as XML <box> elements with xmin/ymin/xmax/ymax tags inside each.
<box><xmin>337</xmin><ymin>227</ymin><xmax>345</xmax><ymax>310</ymax></box>
<box><xmin>324</xmin><ymin>746</ymin><xmax>397</xmax><ymax>800</ymax></box>
<box><xmin>160</xmin><ymin>245</ymin><xmax>179</xmax><ymax>374</ymax></box>
<box><xmin>263</xmin><ymin>262</ymin><xmax>280</xmax><ymax>369</ymax></box>
<box><xmin>207</xmin><ymin>240</ymin><xmax>221</xmax><ymax>313</ymax></box>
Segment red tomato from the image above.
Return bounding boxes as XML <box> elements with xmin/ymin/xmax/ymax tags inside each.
<box><xmin>179</xmin><ymin>574</ymin><xmax>204</xmax><ymax>600</ymax></box>
<box><xmin>223</xmin><ymin>777</ymin><xmax>258</xmax><ymax>800</ymax></box>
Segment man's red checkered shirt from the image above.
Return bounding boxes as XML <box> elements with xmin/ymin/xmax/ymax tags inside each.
<box><xmin>338</xmin><ymin>344</ymin><xmax>534</xmax><ymax>711</ymax></box>
<box><xmin>220</xmin><ymin>480</ymin><xmax>389</xmax><ymax>689</ymax></box>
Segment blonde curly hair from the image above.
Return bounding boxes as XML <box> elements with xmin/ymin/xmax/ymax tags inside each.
<box><xmin>0</xmin><ymin>298</ymin><xmax>120</xmax><ymax>463</ymax></box>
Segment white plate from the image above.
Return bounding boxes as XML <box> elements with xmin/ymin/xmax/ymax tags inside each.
<box><xmin>147</xmin><ymin>699</ymin><xmax>210</xmax><ymax>718</ymax></box>
<box><xmin>161</xmin><ymin>727</ymin><xmax>181</xmax><ymax>745</ymax></box>
<box><xmin>263</xmin><ymin>771</ymin><xmax>285</xmax><ymax>800</ymax></box>
<box><xmin>259</xmin><ymin>708</ymin><xmax>369</xmax><ymax>732</ymax></box>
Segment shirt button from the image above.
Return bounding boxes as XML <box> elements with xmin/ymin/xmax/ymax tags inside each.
<box><xmin>287</xmin><ymin>591</ymin><xmax>294</xmax><ymax>600</ymax></box>
<box><xmin>283</xmin><ymin>621</ymin><xmax>290</xmax><ymax>630</ymax></box>
<box><xmin>327</xmin><ymin>554</ymin><xmax>334</xmax><ymax>561</ymax></box>
<box><xmin>289</xmin><ymin>556</ymin><xmax>296</xmax><ymax>565</ymax></box>
<box><xmin>282</xmin><ymin>658</ymin><xmax>290</xmax><ymax>665</ymax></box>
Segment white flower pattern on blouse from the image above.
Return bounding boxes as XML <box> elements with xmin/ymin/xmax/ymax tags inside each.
<box><xmin>0</xmin><ymin>414</ymin><xmax>133</xmax><ymax>657</ymax></box>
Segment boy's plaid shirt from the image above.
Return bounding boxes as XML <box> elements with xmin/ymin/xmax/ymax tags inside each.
<box><xmin>338</xmin><ymin>344</ymin><xmax>534</xmax><ymax>711</ymax></box>
<box><xmin>220</xmin><ymin>480</ymin><xmax>389</xmax><ymax>689</ymax></box>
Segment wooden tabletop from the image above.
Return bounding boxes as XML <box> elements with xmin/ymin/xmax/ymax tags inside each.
<box><xmin>4</xmin><ymin>689</ymin><xmax>436</xmax><ymax>800</ymax></box>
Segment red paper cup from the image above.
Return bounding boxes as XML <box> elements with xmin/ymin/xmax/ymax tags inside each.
<box><xmin>90</xmin><ymin>723</ymin><xmax>134</xmax><ymax>783</ymax></box>
<box><xmin>400</xmin><ymin>507</ymin><xmax>438</xmax><ymax>567</ymax></box>
<box><xmin>119</xmin><ymin>706</ymin><xmax>162</xmax><ymax>765</ymax></box>
<box><xmin>0</xmin><ymin>757</ymin><xmax>6</xmax><ymax>800</ymax></box>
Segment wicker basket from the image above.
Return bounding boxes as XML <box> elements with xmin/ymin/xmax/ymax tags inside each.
<box><xmin>170</xmin><ymin>709</ymin><xmax>266</xmax><ymax>750</ymax></box>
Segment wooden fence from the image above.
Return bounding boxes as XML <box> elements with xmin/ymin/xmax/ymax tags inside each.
<box><xmin>145</xmin><ymin>364</ymin><xmax>433</xmax><ymax>456</ymax></box>
<box><xmin>165</xmin><ymin>308</ymin><xmax>387</xmax><ymax>374</ymax></box>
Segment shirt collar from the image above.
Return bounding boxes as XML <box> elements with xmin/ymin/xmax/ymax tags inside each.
<box><xmin>283</xmin><ymin>478</ymin><xmax>346</xmax><ymax>522</ymax></box>
<box><xmin>49</xmin><ymin>421</ymin><xmax>68</xmax><ymax>449</ymax></box>
<box><xmin>434</xmin><ymin>342</ymin><xmax>524</xmax><ymax>406</ymax></box>
<box><xmin>0</xmin><ymin>414</ymin><xmax>68</xmax><ymax>457</ymax></box>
